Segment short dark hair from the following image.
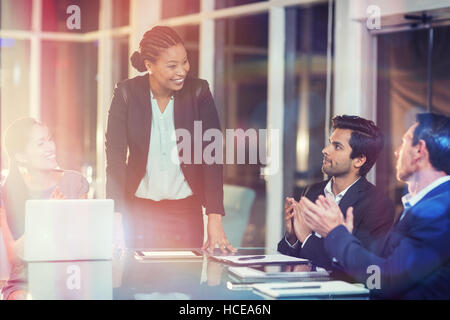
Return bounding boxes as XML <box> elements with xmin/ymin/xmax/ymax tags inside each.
<box><xmin>331</xmin><ymin>115</ymin><xmax>384</xmax><ymax>176</ymax></box>
<box><xmin>130</xmin><ymin>26</ymin><xmax>184</xmax><ymax>72</ymax></box>
<box><xmin>413</xmin><ymin>113</ymin><xmax>450</xmax><ymax>175</ymax></box>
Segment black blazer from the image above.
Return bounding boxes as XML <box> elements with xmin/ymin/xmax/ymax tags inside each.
<box><xmin>105</xmin><ymin>74</ymin><xmax>224</xmax><ymax>216</ymax></box>
<box><xmin>324</xmin><ymin>181</ymin><xmax>450</xmax><ymax>299</ymax></box>
<box><xmin>277</xmin><ymin>177</ymin><xmax>395</xmax><ymax>269</ymax></box>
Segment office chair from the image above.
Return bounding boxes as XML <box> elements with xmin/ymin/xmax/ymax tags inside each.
<box><xmin>203</xmin><ymin>184</ymin><xmax>256</xmax><ymax>247</ymax></box>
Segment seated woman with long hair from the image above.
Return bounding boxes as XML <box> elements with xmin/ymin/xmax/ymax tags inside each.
<box><xmin>0</xmin><ymin>117</ymin><xmax>89</xmax><ymax>300</ymax></box>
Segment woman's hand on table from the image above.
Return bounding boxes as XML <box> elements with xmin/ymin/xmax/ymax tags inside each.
<box><xmin>202</xmin><ymin>213</ymin><xmax>237</xmax><ymax>254</ymax></box>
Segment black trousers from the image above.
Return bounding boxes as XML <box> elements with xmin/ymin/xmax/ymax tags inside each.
<box><xmin>126</xmin><ymin>195</ymin><xmax>204</xmax><ymax>249</ymax></box>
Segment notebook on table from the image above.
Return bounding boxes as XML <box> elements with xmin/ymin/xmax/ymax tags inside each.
<box><xmin>253</xmin><ymin>280</ymin><xmax>369</xmax><ymax>298</ymax></box>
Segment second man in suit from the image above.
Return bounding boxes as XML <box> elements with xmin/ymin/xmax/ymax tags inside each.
<box><xmin>278</xmin><ymin>115</ymin><xmax>395</xmax><ymax>269</ymax></box>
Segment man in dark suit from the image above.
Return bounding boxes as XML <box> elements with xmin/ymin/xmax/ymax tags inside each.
<box><xmin>302</xmin><ymin>113</ymin><xmax>450</xmax><ymax>299</ymax></box>
<box><xmin>278</xmin><ymin>115</ymin><xmax>395</xmax><ymax>269</ymax></box>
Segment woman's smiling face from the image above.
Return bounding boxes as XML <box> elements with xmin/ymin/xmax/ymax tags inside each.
<box><xmin>18</xmin><ymin>124</ymin><xmax>58</xmax><ymax>171</ymax></box>
<box><xmin>146</xmin><ymin>43</ymin><xmax>190</xmax><ymax>92</ymax></box>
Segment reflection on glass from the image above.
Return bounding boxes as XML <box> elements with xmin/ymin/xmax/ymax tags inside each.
<box><xmin>215</xmin><ymin>14</ymin><xmax>268</xmax><ymax>247</ymax></box>
<box><xmin>42</xmin><ymin>0</ymin><xmax>99</xmax><ymax>33</ymax></box>
<box><xmin>172</xmin><ymin>25</ymin><xmax>200</xmax><ymax>79</ymax></box>
<box><xmin>0</xmin><ymin>0</ymin><xmax>32</xmax><ymax>30</ymax></box>
<box><xmin>162</xmin><ymin>0</ymin><xmax>200</xmax><ymax>19</ymax></box>
<box><xmin>40</xmin><ymin>41</ymin><xmax>98</xmax><ymax>175</ymax></box>
<box><xmin>28</xmin><ymin>261</ymin><xmax>113</xmax><ymax>300</ymax></box>
<box><xmin>201</xmin><ymin>258</ymin><xmax>224</xmax><ymax>287</ymax></box>
<box><xmin>1</xmin><ymin>39</ymin><xmax>31</xmax><ymax>170</ymax></box>
<box><xmin>122</xmin><ymin>260</ymin><xmax>205</xmax><ymax>300</ymax></box>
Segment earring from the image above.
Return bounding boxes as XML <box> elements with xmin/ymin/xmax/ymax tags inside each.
<box><xmin>149</xmin><ymin>70</ymin><xmax>152</xmax><ymax>75</ymax></box>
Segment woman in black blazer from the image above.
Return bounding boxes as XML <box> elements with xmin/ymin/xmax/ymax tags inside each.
<box><xmin>106</xmin><ymin>26</ymin><xmax>235</xmax><ymax>252</ymax></box>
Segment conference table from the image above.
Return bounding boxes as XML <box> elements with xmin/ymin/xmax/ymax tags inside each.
<box><xmin>18</xmin><ymin>247</ymin><xmax>369</xmax><ymax>300</ymax></box>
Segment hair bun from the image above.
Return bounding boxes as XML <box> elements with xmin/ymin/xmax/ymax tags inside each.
<box><xmin>130</xmin><ymin>51</ymin><xmax>147</xmax><ymax>72</ymax></box>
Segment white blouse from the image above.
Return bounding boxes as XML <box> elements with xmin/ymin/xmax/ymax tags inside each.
<box><xmin>134</xmin><ymin>90</ymin><xmax>193</xmax><ymax>201</ymax></box>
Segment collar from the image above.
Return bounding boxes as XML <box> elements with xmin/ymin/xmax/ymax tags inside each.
<box><xmin>324</xmin><ymin>177</ymin><xmax>361</xmax><ymax>202</ymax></box>
<box><xmin>150</xmin><ymin>89</ymin><xmax>174</xmax><ymax>101</ymax></box>
<box><xmin>401</xmin><ymin>175</ymin><xmax>450</xmax><ymax>209</ymax></box>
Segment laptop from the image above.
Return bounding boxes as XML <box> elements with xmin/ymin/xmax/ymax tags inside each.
<box><xmin>24</xmin><ymin>199</ymin><xmax>114</xmax><ymax>262</ymax></box>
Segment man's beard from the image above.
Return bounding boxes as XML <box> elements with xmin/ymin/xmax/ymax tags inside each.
<box><xmin>322</xmin><ymin>163</ymin><xmax>350</xmax><ymax>178</ymax></box>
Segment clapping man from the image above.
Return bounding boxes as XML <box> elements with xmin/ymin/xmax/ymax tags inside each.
<box><xmin>301</xmin><ymin>113</ymin><xmax>450</xmax><ymax>299</ymax></box>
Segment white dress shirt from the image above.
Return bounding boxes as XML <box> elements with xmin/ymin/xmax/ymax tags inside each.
<box><xmin>399</xmin><ymin>175</ymin><xmax>450</xmax><ymax>221</ymax></box>
<box><xmin>135</xmin><ymin>90</ymin><xmax>193</xmax><ymax>200</ymax></box>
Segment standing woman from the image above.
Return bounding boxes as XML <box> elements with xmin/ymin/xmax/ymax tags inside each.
<box><xmin>106</xmin><ymin>26</ymin><xmax>235</xmax><ymax>252</ymax></box>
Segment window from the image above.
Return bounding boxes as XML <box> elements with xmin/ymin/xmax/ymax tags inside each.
<box><xmin>0</xmin><ymin>0</ymin><xmax>32</xmax><ymax>30</ymax></box>
<box><xmin>112</xmin><ymin>35</ymin><xmax>130</xmax><ymax>83</ymax></box>
<box><xmin>376</xmin><ymin>25</ymin><xmax>450</xmax><ymax>213</ymax></box>
<box><xmin>162</xmin><ymin>0</ymin><xmax>200</xmax><ymax>19</ymax></box>
<box><xmin>112</xmin><ymin>0</ymin><xmax>130</xmax><ymax>28</ymax></box>
<box><xmin>40</xmin><ymin>41</ymin><xmax>98</xmax><ymax>174</ymax></box>
<box><xmin>42</xmin><ymin>0</ymin><xmax>99</xmax><ymax>33</ymax></box>
<box><xmin>215</xmin><ymin>13</ymin><xmax>268</xmax><ymax>246</ymax></box>
<box><xmin>0</xmin><ymin>39</ymin><xmax>31</xmax><ymax>174</ymax></box>
<box><xmin>172</xmin><ymin>25</ymin><xmax>200</xmax><ymax>78</ymax></box>
<box><xmin>215</xmin><ymin>0</ymin><xmax>268</xmax><ymax>10</ymax></box>
<box><xmin>285</xmin><ymin>3</ymin><xmax>332</xmax><ymax>200</ymax></box>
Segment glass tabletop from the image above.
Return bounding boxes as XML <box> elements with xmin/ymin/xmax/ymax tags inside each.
<box><xmin>9</xmin><ymin>247</ymin><xmax>367</xmax><ymax>300</ymax></box>
<box><xmin>23</xmin><ymin>248</ymin><xmax>268</xmax><ymax>300</ymax></box>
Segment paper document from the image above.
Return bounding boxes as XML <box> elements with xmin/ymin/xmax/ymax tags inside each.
<box><xmin>211</xmin><ymin>254</ymin><xmax>308</xmax><ymax>265</ymax></box>
<box><xmin>253</xmin><ymin>280</ymin><xmax>369</xmax><ymax>298</ymax></box>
